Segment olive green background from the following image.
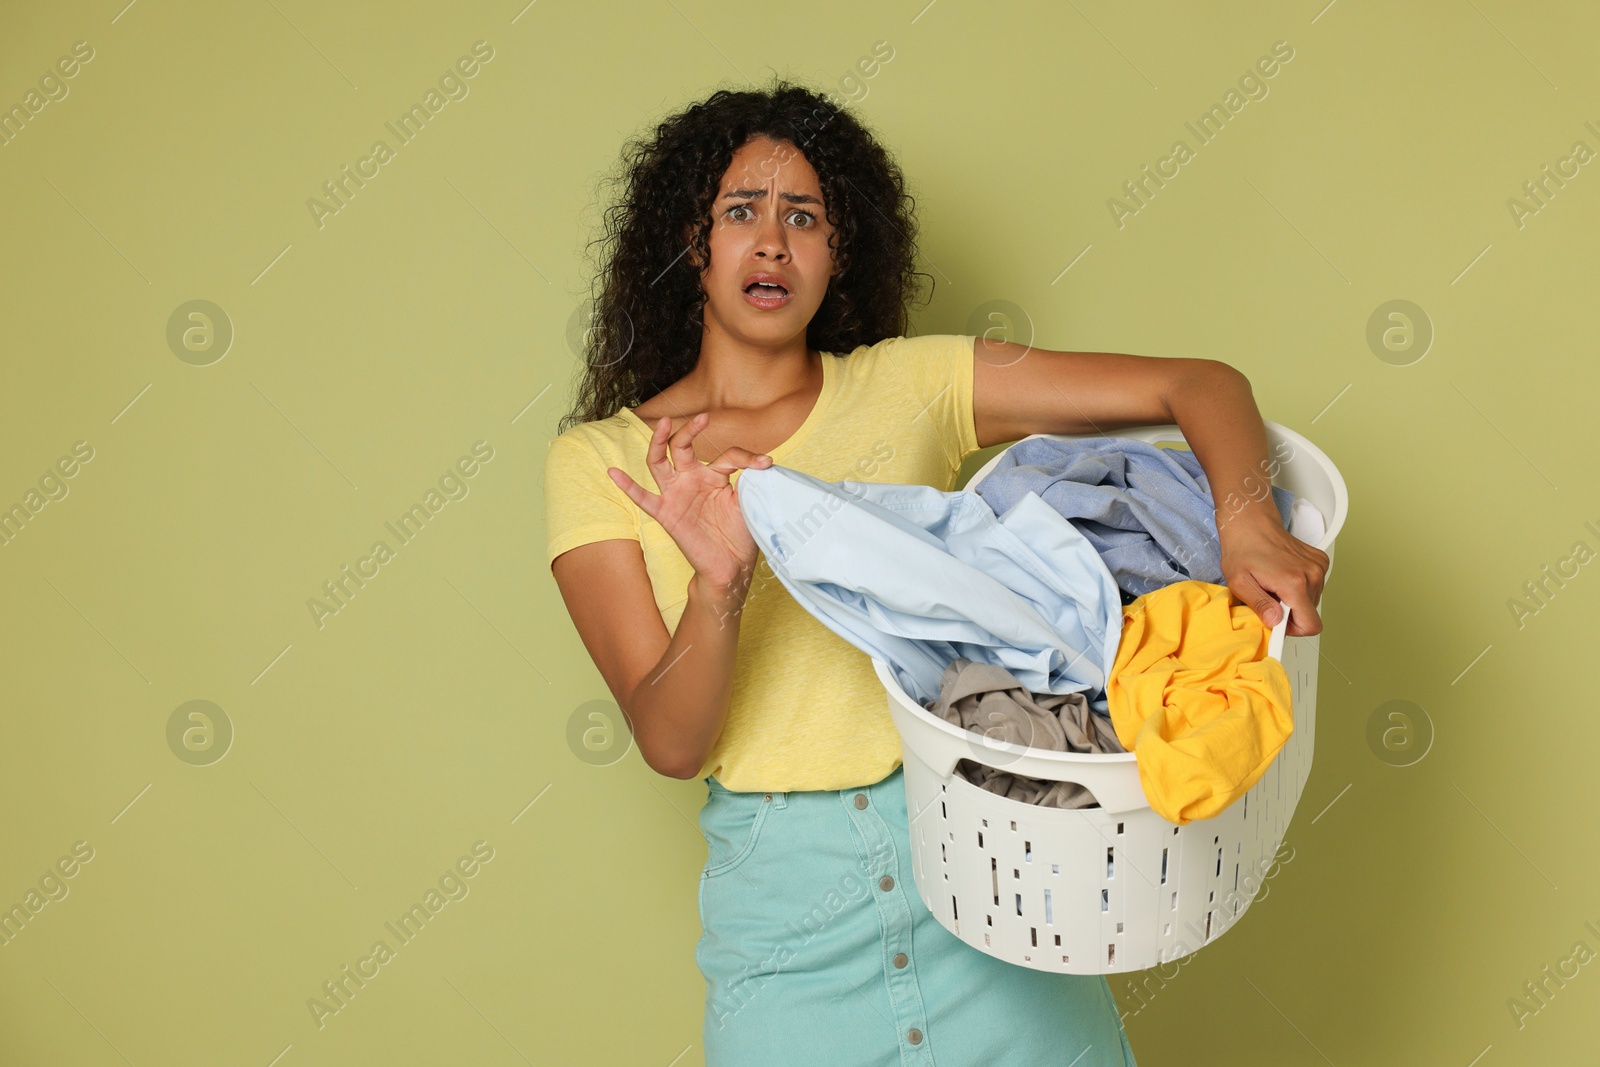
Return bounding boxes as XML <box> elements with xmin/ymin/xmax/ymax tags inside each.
<box><xmin>2</xmin><ymin>0</ymin><xmax>1595</xmax><ymax>1063</ymax></box>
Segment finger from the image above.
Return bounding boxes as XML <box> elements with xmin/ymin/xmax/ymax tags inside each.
<box><xmin>1230</xmin><ymin>572</ymin><xmax>1283</xmax><ymax>628</ymax></box>
<box><xmin>1284</xmin><ymin>586</ymin><xmax>1323</xmax><ymax>637</ymax></box>
<box><xmin>606</xmin><ymin>466</ymin><xmax>660</xmax><ymax>520</ymax></box>
<box><xmin>643</xmin><ymin>415</ymin><xmax>676</xmax><ymax>485</ymax></box>
<box><xmin>706</xmin><ymin>447</ymin><xmax>773</xmax><ymax>476</ymax></box>
<box><xmin>1308</xmin><ymin>550</ymin><xmax>1330</xmax><ymax>601</ymax></box>
<box><xmin>668</xmin><ymin>412</ymin><xmax>707</xmax><ymax>472</ymax></box>
<box><xmin>1258</xmin><ymin>570</ymin><xmax>1322</xmax><ymax>637</ymax></box>
<box><xmin>1290</xmin><ymin>555</ymin><xmax>1328</xmax><ymax>632</ymax></box>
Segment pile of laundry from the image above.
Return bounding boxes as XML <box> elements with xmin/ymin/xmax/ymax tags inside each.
<box><xmin>736</xmin><ymin>437</ymin><xmax>1323</xmax><ymax>825</ymax></box>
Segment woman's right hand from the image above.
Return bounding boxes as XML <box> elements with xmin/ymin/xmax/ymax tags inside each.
<box><xmin>606</xmin><ymin>412</ymin><xmax>772</xmax><ymax>590</ymax></box>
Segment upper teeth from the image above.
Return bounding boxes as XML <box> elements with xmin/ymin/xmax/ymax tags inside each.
<box><xmin>751</xmin><ymin>282</ymin><xmax>783</xmax><ymax>291</ymax></box>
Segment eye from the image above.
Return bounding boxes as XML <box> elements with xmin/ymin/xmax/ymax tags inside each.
<box><xmin>724</xmin><ymin>204</ymin><xmax>818</xmax><ymax>227</ymax></box>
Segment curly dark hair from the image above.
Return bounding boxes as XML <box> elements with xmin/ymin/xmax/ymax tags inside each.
<box><xmin>558</xmin><ymin>76</ymin><xmax>931</xmax><ymax>435</ymax></box>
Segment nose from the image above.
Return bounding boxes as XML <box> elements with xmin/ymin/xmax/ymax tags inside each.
<box><xmin>753</xmin><ymin>207</ymin><xmax>789</xmax><ymax>261</ymax></box>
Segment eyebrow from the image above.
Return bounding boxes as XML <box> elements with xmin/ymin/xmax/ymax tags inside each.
<box><xmin>718</xmin><ymin>188</ymin><xmax>825</xmax><ymax>207</ymax></box>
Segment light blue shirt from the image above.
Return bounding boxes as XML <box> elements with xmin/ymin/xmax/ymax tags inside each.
<box><xmin>972</xmin><ymin>436</ymin><xmax>1295</xmax><ymax>601</ymax></box>
<box><xmin>735</xmin><ymin>464</ymin><xmax>1123</xmax><ymax>711</ymax></box>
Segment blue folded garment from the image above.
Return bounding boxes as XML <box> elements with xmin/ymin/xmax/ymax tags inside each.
<box><xmin>971</xmin><ymin>437</ymin><xmax>1294</xmax><ymax>601</ymax></box>
<box><xmin>735</xmin><ymin>463</ymin><xmax>1123</xmax><ymax>710</ymax></box>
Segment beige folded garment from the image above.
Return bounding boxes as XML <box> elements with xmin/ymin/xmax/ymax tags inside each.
<box><xmin>925</xmin><ymin>657</ymin><xmax>1127</xmax><ymax>809</ymax></box>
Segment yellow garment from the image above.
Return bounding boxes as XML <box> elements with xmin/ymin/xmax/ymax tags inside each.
<box><xmin>543</xmin><ymin>334</ymin><xmax>981</xmax><ymax>792</ymax></box>
<box><xmin>1107</xmin><ymin>580</ymin><xmax>1293</xmax><ymax>825</ymax></box>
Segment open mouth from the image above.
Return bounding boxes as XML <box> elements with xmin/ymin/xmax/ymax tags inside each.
<box><xmin>742</xmin><ymin>279</ymin><xmax>793</xmax><ymax>308</ymax></box>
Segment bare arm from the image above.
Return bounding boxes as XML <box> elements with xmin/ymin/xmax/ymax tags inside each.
<box><xmin>551</xmin><ymin>540</ymin><xmax>750</xmax><ymax>779</ymax></box>
<box><xmin>973</xmin><ymin>341</ymin><xmax>1279</xmax><ymax>530</ymax></box>
<box><xmin>971</xmin><ymin>339</ymin><xmax>1328</xmax><ymax>634</ymax></box>
<box><xmin>550</xmin><ymin>411</ymin><xmax>771</xmax><ymax>779</ymax></box>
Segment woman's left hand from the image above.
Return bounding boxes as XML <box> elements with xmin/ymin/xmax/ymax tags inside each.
<box><xmin>1219</xmin><ymin>512</ymin><xmax>1329</xmax><ymax>637</ymax></box>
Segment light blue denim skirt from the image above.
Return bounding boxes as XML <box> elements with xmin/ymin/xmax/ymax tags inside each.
<box><xmin>695</xmin><ymin>763</ymin><xmax>1139</xmax><ymax>1066</ymax></box>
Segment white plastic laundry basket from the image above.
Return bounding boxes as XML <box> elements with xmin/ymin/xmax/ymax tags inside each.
<box><xmin>875</xmin><ymin>421</ymin><xmax>1348</xmax><ymax>975</ymax></box>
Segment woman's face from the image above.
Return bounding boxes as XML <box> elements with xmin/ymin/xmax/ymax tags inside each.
<box><xmin>693</xmin><ymin>136</ymin><xmax>837</xmax><ymax>345</ymax></box>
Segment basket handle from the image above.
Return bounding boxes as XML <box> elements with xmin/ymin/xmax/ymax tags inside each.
<box><xmin>1266</xmin><ymin>597</ymin><xmax>1290</xmax><ymax>661</ymax></box>
<box><xmin>947</xmin><ymin>747</ymin><xmax>1152</xmax><ymax>814</ymax></box>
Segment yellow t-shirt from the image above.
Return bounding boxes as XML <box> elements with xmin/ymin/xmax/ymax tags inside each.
<box><xmin>543</xmin><ymin>333</ymin><xmax>982</xmax><ymax>792</ymax></box>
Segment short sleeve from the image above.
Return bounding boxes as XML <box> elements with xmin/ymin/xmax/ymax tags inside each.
<box><xmin>894</xmin><ymin>333</ymin><xmax>980</xmax><ymax>470</ymax></box>
<box><xmin>543</xmin><ymin>434</ymin><xmax>640</xmax><ymax>570</ymax></box>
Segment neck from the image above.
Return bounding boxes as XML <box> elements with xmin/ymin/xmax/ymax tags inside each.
<box><xmin>685</xmin><ymin>321</ymin><xmax>817</xmax><ymax>409</ymax></box>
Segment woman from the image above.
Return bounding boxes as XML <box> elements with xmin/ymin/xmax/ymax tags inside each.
<box><xmin>545</xmin><ymin>79</ymin><xmax>1327</xmax><ymax>1066</ymax></box>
